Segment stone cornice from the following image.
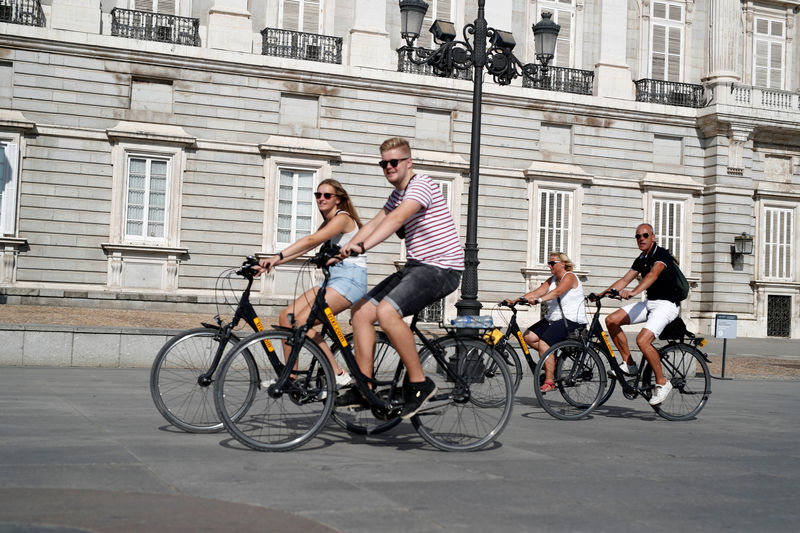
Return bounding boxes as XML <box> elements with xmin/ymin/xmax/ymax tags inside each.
<box><xmin>106</xmin><ymin>122</ymin><xmax>197</xmax><ymax>147</ymax></box>
<box><xmin>641</xmin><ymin>173</ymin><xmax>704</xmax><ymax>194</ymax></box>
<box><xmin>524</xmin><ymin>161</ymin><xmax>593</xmax><ymax>185</ymax></box>
<box><xmin>259</xmin><ymin>136</ymin><xmax>341</xmax><ymax>161</ymax></box>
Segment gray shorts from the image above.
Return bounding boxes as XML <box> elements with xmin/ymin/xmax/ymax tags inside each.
<box><xmin>366</xmin><ymin>260</ymin><xmax>462</xmax><ymax>317</ymax></box>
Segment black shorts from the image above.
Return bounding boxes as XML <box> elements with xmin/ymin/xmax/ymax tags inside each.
<box><xmin>526</xmin><ymin>318</ymin><xmax>584</xmax><ymax>346</ymax></box>
<box><xmin>366</xmin><ymin>260</ymin><xmax>462</xmax><ymax>317</ymax></box>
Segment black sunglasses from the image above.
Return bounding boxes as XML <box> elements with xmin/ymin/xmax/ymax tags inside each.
<box><xmin>635</xmin><ymin>232</ymin><xmax>651</xmax><ymax>240</ymax></box>
<box><xmin>547</xmin><ymin>260</ymin><xmax>561</xmax><ymax>267</ymax></box>
<box><xmin>378</xmin><ymin>157</ymin><xmax>409</xmax><ymax>169</ymax></box>
<box><xmin>314</xmin><ymin>192</ymin><xmax>337</xmax><ymax>200</ymax></box>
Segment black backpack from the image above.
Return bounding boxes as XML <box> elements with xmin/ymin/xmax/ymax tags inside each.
<box><xmin>671</xmin><ymin>262</ymin><xmax>690</xmax><ymax>301</ymax></box>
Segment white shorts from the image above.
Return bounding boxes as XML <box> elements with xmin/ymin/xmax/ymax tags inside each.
<box><xmin>620</xmin><ymin>299</ymin><xmax>680</xmax><ymax>337</ymax></box>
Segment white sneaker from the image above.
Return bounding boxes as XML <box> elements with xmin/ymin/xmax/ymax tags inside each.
<box><xmin>609</xmin><ymin>361</ymin><xmax>638</xmax><ymax>378</ymax></box>
<box><xmin>649</xmin><ymin>381</ymin><xmax>673</xmax><ymax>405</ymax></box>
<box><xmin>335</xmin><ymin>371</ymin><xmax>353</xmax><ymax>389</ymax></box>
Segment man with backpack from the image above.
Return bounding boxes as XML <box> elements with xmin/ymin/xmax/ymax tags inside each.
<box><xmin>602</xmin><ymin>223</ymin><xmax>687</xmax><ymax>406</ymax></box>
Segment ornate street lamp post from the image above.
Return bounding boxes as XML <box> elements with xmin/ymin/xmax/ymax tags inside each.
<box><xmin>398</xmin><ymin>0</ymin><xmax>560</xmax><ymax>316</ymax></box>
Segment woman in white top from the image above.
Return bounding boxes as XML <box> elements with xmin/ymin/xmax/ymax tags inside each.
<box><xmin>507</xmin><ymin>252</ymin><xmax>588</xmax><ymax>393</ymax></box>
<box><xmin>255</xmin><ymin>179</ymin><xmax>367</xmax><ymax>386</ymax></box>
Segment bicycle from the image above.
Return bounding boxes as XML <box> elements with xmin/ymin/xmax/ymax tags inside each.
<box><xmin>483</xmin><ymin>298</ymin><xmax>533</xmax><ymax>393</ymax></box>
<box><xmin>533</xmin><ymin>288</ymin><xmax>712</xmax><ymax>421</ymax></box>
<box><xmin>213</xmin><ymin>243</ymin><xmax>514</xmax><ymax>452</ymax></box>
<box><xmin>150</xmin><ymin>256</ymin><xmax>268</xmax><ymax>433</ymax></box>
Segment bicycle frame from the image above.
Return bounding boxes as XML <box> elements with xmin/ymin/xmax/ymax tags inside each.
<box><xmin>496</xmin><ymin>299</ymin><xmax>534</xmax><ymax>367</ymax></box>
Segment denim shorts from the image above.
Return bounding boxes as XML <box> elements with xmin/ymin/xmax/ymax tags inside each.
<box><xmin>320</xmin><ymin>261</ymin><xmax>368</xmax><ymax>304</ymax></box>
<box><xmin>367</xmin><ymin>260</ymin><xmax>462</xmax><ymax>317</ymax></box>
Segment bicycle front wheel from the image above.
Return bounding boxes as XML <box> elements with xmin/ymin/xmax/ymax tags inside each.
<box><xmin>643</xmin><ymin>343</ymin><xmax>711</xmax><ymax>421</ymax></box>
<box><xmin>331</xmin><ymin>331</ymin><xmax>403</xmax><ymax>435</ymax></box>
<box><xmin>413</xmin><ymin>336</ymin><xmax>513</xmax><ymax>452</ymax></box>
<box><xmin>495</xmin><ymin>342</ymin><xmax>524</xmax><ymax>395</ymax></box>
<box><xmin>150</xmin><ymin>327</ymin><xmax>247</xmax><ymax>433</ymax></box>
<box><xmin>534</xmin><ymin>340</ymin><xmax>606</xmax><ymax>420</ymax></box>
<box><xmin>214</xmin><ymin>330</ymin><xmax>335</xmax><ymax>451</ymax></box>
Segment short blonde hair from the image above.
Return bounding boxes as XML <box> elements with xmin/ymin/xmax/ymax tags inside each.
<box><xmin>549</xmin><ymin>251</ymin><xmax>574</xmax><ymax>271</ymax></box>
<box><xmin>380</xmin><ymin>137</ymin><xmax>411</xmax><ymax>155</ymax></box>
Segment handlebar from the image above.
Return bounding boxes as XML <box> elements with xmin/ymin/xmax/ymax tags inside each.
<box><xmin>587</xmin><ymin>288</ymin><xmax>621</xmax><ymax>303</ymax></box>
<box><xmin>236</xmin><ymin>256</ymin><xmax>260</xmax><ymax>278</ymax></box>
<box><xmin>499</xmin><ymin>297</ymin><xmax>530</xmax><ymax>309</ymax></box>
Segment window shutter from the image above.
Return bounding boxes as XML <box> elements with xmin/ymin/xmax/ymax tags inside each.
<box><xmin>764</xmin><ymin>207</ymin><xmax>793</xmax><ymax>279</ymax></box>
<box><xmin>538</xmin><ymin>190</ymin><xmax>571</xmax><ymax>264</ymax></box>
<box><xmin>769</xmin><ymin>42</ymin><xmax>782</xmax><ymax>89</ymax></box>
<box><xmin>754</xmin><ymin>17</ymin><xmax>785</xmax><ymax>89</ymax></box>
<box><xmin>282</xmin><ymin>0</ymin><xmax>301</xmax><ymax>31</ymax></box>
<box><xmin>157</xmin><ymin>1</ymin><xmax>176</xmax><ymax>14</ymax></box>
<box><xmin>666</xmin><ymin>26</ymin><xmax>681</xmax><ymax>81</ymax></box>
<box><xmin>0</xmin><ymin>143</ymin><xmax>19</xmax><ymax>235</ymax></box>
<box><xmin>653</xmin><ymin>199</ymin><xmax>683</xmax><ymax>266</ymax></box>
<box><xmin>303</xmin><ymin>0</ymin><xmax>322</xmax><ymax>33</ymax></box>
<box><xmin>554</xmin><ymin>9</ymin><xmax>572</xmax><ymax>67</ymax></box>
<box><xmin>421</xmin><ymin>0</ymin><xmax>454</xmax><ymax>48</ymax></box>
<box><xmin>754</xmin><ymin>39</ymin><xmax>769</xmax><ymax>87</ymax></box>
<box><xmin>651</xmin><ymin>24</ymin><xmax>666</xmax><ymax>79</ymax></box>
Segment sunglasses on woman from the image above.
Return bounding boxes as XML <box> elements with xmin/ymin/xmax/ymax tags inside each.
<box><xmin>547</xmin><ymin>261</ymin><xmax>561</xmax><ymax>267</ymax></box>
<box><xmin>378</xmin><ymin>157</ymin><xmax>409</xmax><ymax>169</ymax></box>
<box><xmin>314</xmin><ymin>192</ymin><xmax>337</xmax><ymax>200</ymax></box>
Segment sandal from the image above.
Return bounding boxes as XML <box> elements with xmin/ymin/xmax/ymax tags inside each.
<box><xmin>540</xmin><ymin>380</ymin><xmax>556</xmax><ymax>393</ymax></box>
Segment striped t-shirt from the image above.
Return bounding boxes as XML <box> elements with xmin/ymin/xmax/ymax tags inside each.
<box><xmin>383</xmin><ymin>174</ymin><xmax>464</xmax><ymax>270</ymax></box>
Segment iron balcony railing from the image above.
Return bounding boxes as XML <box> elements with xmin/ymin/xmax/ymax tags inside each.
<box><xmin>396</xmin><ymin>50</ymin><xmax>473</xmax><ymax>81</ymax></box>
<box><xmin>111</xmin><ymin>7</ymin><xmax>200</xmax><ymax>47</ymax></box>
<box><xmin>0</xmin><ymin>0</ymin><xmax>45</xmax><ymax>27</ymax></box>
<box><xmin>523</xmin><ymin>65</ymin><xmax>594</xmax><ymax>95</ymax></box>
<box><xmin>634</xmin><ymin>78</ymin><xmax>706</xmax><ymax>108</ymax></box>
<box><xmin>261</xmin><ymin>28</ymin><xmax>342</xmax><ymax>64</ymax></box>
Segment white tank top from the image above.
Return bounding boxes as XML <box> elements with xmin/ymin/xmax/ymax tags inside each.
<box><xmin>328</xmin><ymin>212</ymin><xmax>367</xmax><ymax>269</ymax></box>
<box><xmin>544</xmin><ymin>272</ymin><xmax>588</xmax><ymax>324</ymax></box>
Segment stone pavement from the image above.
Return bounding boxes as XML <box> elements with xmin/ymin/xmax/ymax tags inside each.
<box><xmin>0</xmin><ymin>364</ymin><xmax>799</xmax><ymax>533</ymax></box>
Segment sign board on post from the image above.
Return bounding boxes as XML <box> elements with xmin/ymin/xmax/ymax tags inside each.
<box><xmin>714</xmin><ymin>314</ymin><xmax>737</xmax><ymax>379</ymax></box>
<box><xmin>715</xmin><ymin>314</ymin><xmax>738</xmax><ymax>339</ymax></box>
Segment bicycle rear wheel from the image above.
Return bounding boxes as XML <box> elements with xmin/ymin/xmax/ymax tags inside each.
<box><xmin>150</xmin><ymin>327</ymin><xmax>248</xmax><ymax>433</ymax></box>
<box><xmin>413</xmin><ymin>336</ymin><xmax>513</xmax><ymax>452</ymax></box>
<box><xmin>214</xmin><ymin>330</ymin><xmax>335</xmax><ymax>451</ymax></box>
<box><xmin>643</xmin><ymin>343</ymin><xmax>711</xmax><ymax>421</ymax></box>
<box><xmin>331</xmin><ymin>331</ymin><xmax>403</xmax><ymax>435</ymax></box>
<box><xmin>534</xmin><ymin>340</ymin><xmax>606</xmax><ymax>420</ymax></box>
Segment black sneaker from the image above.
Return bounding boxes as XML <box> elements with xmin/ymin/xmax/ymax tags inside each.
<box><xmin>335</xmin><ymin>387</ymin><xmax>369</xmax><ymax>409</ymax></box>
<box><xmin>400</xmin><ymin>377</ymin><xmax>437</xmax><ymax>420</ymax></box>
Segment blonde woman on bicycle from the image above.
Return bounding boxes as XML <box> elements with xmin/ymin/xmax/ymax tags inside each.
<box><xmin>255</xmin><ymin>179</ymin><xmax>366</xmax><ymax>387</ymax></box>
<box><xmin>508</xmin><ymin>252</ymin><xmax>588</xmax><ymax>392</ymax></box>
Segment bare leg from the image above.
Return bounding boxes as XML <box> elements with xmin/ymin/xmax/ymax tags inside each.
<box><xmin>376</xmin><ymin>301</ymin><xmax>423</xmax><ymax>382</ymax></box>
<box><xmin>606</xmin><ymin>309</ymin><xmax>635</xmax><ymax>366</ymax></box>
<box><xmin>350</xmin><ymin>298</ymin><xmax>377</xmax><ymax>380</ymax></box>
<box><xmin>637</xmin><ymin>329</ymin><xmax>665</xmax><ymax>385</ymax></box>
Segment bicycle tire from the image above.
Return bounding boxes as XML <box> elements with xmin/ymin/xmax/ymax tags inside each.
<box><xmin>150</xmin><ymin>327</ymin><xmax>251</xmax><ymax>433</ymax></box>
<box><xmin>214</xmin><ymin>329</ymin><xmax>335</xmax><ymax>451</ymax></box>
<box><xmin>534</xmin><ymin>340</ymin><xmax>606</xmax><ymax>420</ymax></box>
<box><xmin>412</xmin><ymin>336</ymin><xmax>513</xmax><ymax>452</ymax></box>
<box><xmin>331</xmin><ymin>332</ymin><xmax>403</xmax><ymax>435</ymax></box>
<box><xmin>643</xmin><ymin>343</ymin><xmax>711</xmax><ymax>421</ymax></box>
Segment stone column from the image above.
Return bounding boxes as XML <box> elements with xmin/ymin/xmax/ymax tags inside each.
<box><xmin>593</xmin><ymin>0</ymin><xmax>633</xmax><ymax>99</ymax></box>
<box><xmin>704</xmin><ymin>0</ymin><xmax>741</xmax><ymax>84</ymax></box>
<box><xmin>51</xmin><ymin>0</ymin><xmax>102</xmax><ymax>34</ymax></box>
<box><xmin>207</xmin><ymin>0</ymin><xmax>254</xmax><ymax>53</ymax></box>
<box><xmin>348</xmin><ymin>0</ymin><xmax>392</xmax><ymax>69</ymax></box>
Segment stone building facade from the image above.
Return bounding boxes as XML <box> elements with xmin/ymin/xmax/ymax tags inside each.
<box><xmin>1</xmin><ymin>0</ymin><xmax>798</xmax><ymax>338</ymax></box>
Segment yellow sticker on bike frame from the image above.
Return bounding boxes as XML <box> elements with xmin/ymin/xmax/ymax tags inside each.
<box><xmin>600</xmin><ymin>331</ymin><xmax>616</xmax><ymax>358</ymax></box>
<box><xmin>252</xmin><ymin>317</ymin><xmax>274</xmax><ymax>351</ymax></box>
<box><xmin>515</xmin><ymin>330</ymin><xmax>530</xmax><ymax>355</ymax></box>
<box><xmin>325</xmin><ymin>307</ymin><xmax>348</xmax><ymax>347</ymax></box>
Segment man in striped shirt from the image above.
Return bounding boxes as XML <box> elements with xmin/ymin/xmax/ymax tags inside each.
<box><xmin>339</xmin><ymin>137</ymin><xmax>464</xmax><ymax>419</ymax></box>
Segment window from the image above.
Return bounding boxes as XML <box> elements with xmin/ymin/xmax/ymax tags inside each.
<box><xmin>0</xmin><ymin>140</ymin><xmax>20</xmax><ymax>236</ymax></box>
<box><xmin>276</xmin><ymin>168</ymin><xmax>315</xmax><ymax>246</ymax></box>
<box><xmin>753</xmin><ymin>16</ymin><xmax>784</xmax><ymax>89</ymax></box>
<box><xmin>280</xmin><ymin>0</ymin><xmax>322</xmax><ymax>33</ymax></box>
<box><xmin>419</xmin><ymin>0</ymin><xmax>454</xmax><ymax>49</ymax></box>
<box><xmin>537</xmin><ymin>189</ymin><xmax>572</xmax><ymax>264</ymax></box>
<box><xmin>763</xmin><ymin>206</ymin><xmax>793</xmax><ymax>280</ymax></box>
<box><xmin>125</xmin><ymin>156</ymin><xmax>169</xmax><ymax>242</ymax></box>
<box><xmin>531</xmin><ymin>0</ymin><xmax>574</xmax><ymax>67</ymax></box>
<box><xmin>650</xmin><ymin>1</ymin><xmax>683</xmax><ymax>81</ymax></box>
<box><xmin>132</xmin><ymin>0</ymin><xmax>177</xmax><ymax>14</ymax></box>
<box><xmin>652</xmin><ymin>199</ymin><xmax>684</xmax><ymax>266</ymax></box>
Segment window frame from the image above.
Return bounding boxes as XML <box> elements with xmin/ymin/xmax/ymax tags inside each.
<box><xmin>642</xmin><ymin>188</ymin><xmax>694</xmax><ymax>277</ymax></box>
<box><xmin>0</xmin><ymin>136</ymin><xmax>20</xmax><ymax>237</ymax></box>
<box><xmin>528</xmin><ymin>180</ymin><xmax>583</xmax><ymax>269</ymax></box>
<box><xmin>123</xmin><ymin>154</ymin><xmax>171</xmax><ymax>244</ymax></box>
<box><xmin>752</xmin><ymin>14</ymin><xmax>785</xmax><ymax>90</ymax></box>
<box><xmin>649</xmin><ymin>0</ymin><xmax>684</xmax><ymax>82</ymax></box>
<box><xmin>279</xmin><ymin>0</ymin><xmax>324</xmax><ymax>34</ymax></box>
<box><xmin>760</xmin><ymin>204</ymin><xmax>795</xmax><ymax>281</ymax></box>
<box><xmin>275</xmin><ymin>166</ymin><xmax>317</xmax><ymax>248</ymax></box>
<box><xmin>650</xmin><ymin>197</ymin><xmax>686</xmax><ymax>268</ymax></box>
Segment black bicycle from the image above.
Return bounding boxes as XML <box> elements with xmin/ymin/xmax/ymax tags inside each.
<box><xmin>213</xmin><ymin>243</ymin><xmax>514</xmax><ymax>452</ymax></box>
<box><xmin>533</xmin><ymin>289</ymin><xmax>711</xmax><ymax>421</ymax></box>
<box><xmin>150</xmin><ymin>256</ymin><xmax>267</xmax><ymax>433</ymax></box>
<box><xmin>483</xmin><ymin>298</ymin><xmax>533</xmax><ymax>393</ymax></box>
